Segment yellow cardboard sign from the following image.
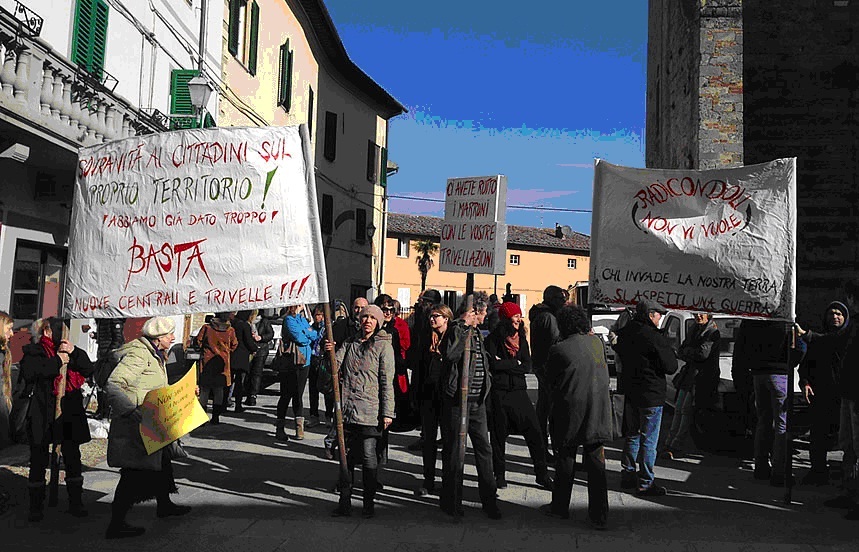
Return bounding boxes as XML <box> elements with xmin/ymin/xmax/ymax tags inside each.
<box><xmin>139</xmin><ymin>363</ymin><xmax>208</xmax><ymax>455</ymax></box>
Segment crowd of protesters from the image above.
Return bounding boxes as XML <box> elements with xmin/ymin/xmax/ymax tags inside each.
<box><xmin>3</xmin><ymin>277</ymin><xmax>859</xmax><ymax>536</ymax></box>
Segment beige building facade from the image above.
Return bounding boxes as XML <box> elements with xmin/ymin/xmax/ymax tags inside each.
<box><xmin>219</xmin><ymin>0</ymin><xmax>404</xmax><ymax>304</ymax></box>
<box><xmin>384</xmin><ymin>213</ymin><xmax>591</xmax><ymax>315</ymax></box>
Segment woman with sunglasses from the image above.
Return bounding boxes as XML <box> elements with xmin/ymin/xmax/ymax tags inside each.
<box><xmin>412</xmin><ymin>304</ymin><xmax>454</xmax><ymax>496</ymax></box>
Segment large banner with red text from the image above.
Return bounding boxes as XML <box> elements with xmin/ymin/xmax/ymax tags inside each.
<box><xmin>589</xmin><ymin>159</ymin><xmax>796</xmax><ymax>320</ymax></box>
<box><xmin>64</xmin><ymin>125</ymin><xmax>329</xmax><ymax>318</ymax></box>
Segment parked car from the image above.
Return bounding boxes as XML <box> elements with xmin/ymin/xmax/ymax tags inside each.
<box><xmin>589</xmin><ymin>303</ymin><xmax>627</xmax><ymax>375</ymax></box>
<box><xmin>660</xmin><ymin>310</ymin><xmax>809</xmax><ymax>450</ymax></box>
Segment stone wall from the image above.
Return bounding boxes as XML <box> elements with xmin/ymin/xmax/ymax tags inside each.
<box><xmin>698</xmin><ymin>0</ymin><xmax>743</xmax><ymax>169</ymax></box>
<box><xmin>646</xmin><ymin>0</ymin><xmax>701</xmax><ymax>169</ymax></box>
<box><xmin>744</xmin><ymin>0</ymin><xmax>859</xmax><ymax>319</ymax></box>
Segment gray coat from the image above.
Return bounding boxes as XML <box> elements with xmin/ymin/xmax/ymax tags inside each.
<box><xmin>545</xmin><ymin>333</ymin><xmax>612</xmax><ymax>451</ymax></box>
<box><xmin>336</xmin><ymin>330</ymin><xmax>396</xmax><ymax>427</ymax></box>
<box><xmin>105</xmin><ymin>338</ymin><xmax>168</xmax><ymax>471</ymax></box>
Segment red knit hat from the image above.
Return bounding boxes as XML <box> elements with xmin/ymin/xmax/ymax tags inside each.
<box><xmin>498</xmin><ymin>301</ymin><xmax>522</xmax><ymax>319</ymax></box>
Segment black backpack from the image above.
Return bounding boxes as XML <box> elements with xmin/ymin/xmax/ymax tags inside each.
<box><xmin>94</xmin><ymin>347</ymin><xmax>124</xmax><ymax>389</ymax></box>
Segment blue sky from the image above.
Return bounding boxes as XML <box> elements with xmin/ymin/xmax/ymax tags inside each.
<box><xmin>324</xmin><ymin>1</ymin><xmax>647</xmax><ymax>235</ymax></box>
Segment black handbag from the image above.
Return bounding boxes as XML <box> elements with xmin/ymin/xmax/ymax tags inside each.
<box><xmin>164</xmin><ymin>439</ymin><xmax>188</xmax><ymax>460</ymax></box>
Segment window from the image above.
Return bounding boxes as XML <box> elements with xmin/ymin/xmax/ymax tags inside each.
<box><xmin>321</xmin><ymin>193</ymin><xmax>333</xmax><ymax>234</ymax></box>
<box><xmin>367</xmin><ymin>140</ymin><xmax>380</xmax><ymax>183</ymax></box>
<box><xmin>10</xmin><ymin>242</ymin><xmax>66</xmax><ymax>329</ymax></box>
<box><xmin>278</xmin><ymin>39</ymin><xmax>293</xmax><ymax>110</ymax></box>
<box><xmin>72</xmin><ymin>0</ymin><xmax>109</xmax><ymax>80</ymax></box>
<box><xmin>509</xmin><ymin>254</ymin><xmax>520</xmax><ymax>266</ymax></box>
<box><xmin>663</xmin><ymin>315</ymin><xmax>681</xmax><ymax>350</ymax></box>
<box><xmin>355</xmin><ymin>208</ymin><xmax>367</xmax><ymax>244</ymax></box>
<box><xmin>567</xmin><ymin>258</ymin><xmax>577</xmax><ymax>269</ymax></box>
<box><xmin>228</xmin><ymin>0</ymin><xmax>259</xmax><ymax>74</ymax></box>
<box><xmin>169</xmin><ymin>69</ymin><xmax>199</xmax><ymax>129</ymax></box>
<box><xmin>443</xmin><ymin>290</ymin><xmax>460</xmax><ymax>310</ymax></box>
<box><xmin>324</xmin><ymin>112</ymin><xmax>337</xmax><ymax>162</ymax></box>
<box><xmin>307</xmin><ymin>87</ymin><xmax>314</xmax><ymax>135</ymax></box>
<box><xmin>380</xmin><ymin>147</ymin><xmax>388</xmax><ymax>187</ymax></box>
<box><xmin>397</xmin><ymin>238</ymin><xmax>409</xmax><ymax>258</ymax></box>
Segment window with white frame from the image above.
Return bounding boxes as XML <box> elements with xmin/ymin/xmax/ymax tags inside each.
<box><xmin>397</xmin><ymin>238</ymin><xmax>409</xmax><ymax>258</ymax></box>
<box><xmin>509</xmin><ymin>254</ymin><xmax>520</xmax><ymax>266</ymax></box>
<box><xmin>567</xmin><ymin>258</ymin><xmax>577</xmax><ymax>269</ymax></box>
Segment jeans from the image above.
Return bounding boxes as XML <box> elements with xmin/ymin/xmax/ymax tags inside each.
<box><xmin>621</xmin><ymin>405</ymin><xmax>663</xmax><ymax>489</ymax></box>
<box><xmin>552</xmin><ymin>443</ymin><xmax>608</xmax><ymax>524</ymax></box>
<box><xmin>440</xmin><ymin>398</ymin><xmax>497</xmax><ymax>509</ymax></box>
<box><xmin>199</xmin><ymin>385</ymin><xmax>224</xmax><ymax>414</ymax></box>
<box><xmin>339</xmin><ymin>426</ymin><xmax>380</xmax><ymax>510</ymax></box>
<box><xmin>420</xmin><ymin>397</ymin><xmax>442</xmax><ymax>488</ymax></box>
<box><xmin>277</xmin><ymin>366</ymin><xmax>310</xmax><ymax>419</ymax></box>
<box><xmin>839</xmin><ymin>399</ymin><xmax>859</xmax><ymax>495</ymax></box>
<box><xmin>489</xmin><ymin>388</ymin><xmax>548</xmax><ymax>481</ymax></box>
<box><xmin>667</xmin><ymin>389</ymin><xmax>694</xmax><ymax>452</ymax></box>
<box><xmin>248</xmin><ymin>349</ymin><xmax>267</xmax><ymax>398</ymax></box>
<box><xmin>753</xmin><ymin>374</ymin><xmax>788</xmax><ymax>476</ymax></box>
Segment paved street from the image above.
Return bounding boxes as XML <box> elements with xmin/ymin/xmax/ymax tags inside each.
<box><xmin>0</xmin><ymin>377</ymin><xmax>856</xmax><ymax>551</ymax></box>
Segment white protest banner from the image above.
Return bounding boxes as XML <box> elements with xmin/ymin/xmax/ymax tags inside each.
<box><xmin>439</xmin><ymin>175</ymin><xmax>507</xmax><ymax>275</ymax></box>
<box><xmin>589</xmin><ymin>159</ymin><xmax>796</xmax><ymax>319</ymax></box>
<box><xmin>64</xmin><ymin>125</ymin><xmax>329</xmax><ymax>318</ymax></box>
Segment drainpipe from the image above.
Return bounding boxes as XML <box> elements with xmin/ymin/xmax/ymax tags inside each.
<box><xmin>198</xmin><ymin>0</ymin><xmax>208</xmax><ymax>74</ymax></box>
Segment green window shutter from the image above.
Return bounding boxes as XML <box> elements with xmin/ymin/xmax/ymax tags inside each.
<box><xmin>380</xmin><ymin>147</ymin><xmax>388</xmax><ymax>187</ymax></box>
<box><xmin>278</xmin><ymin>40</ymin><xmax>292</xmax><ymax>110</ymax></box>
<box><xmin>72</xmin><ymin>0</ymin><xmax>109</xmax><ymax>80</ymax></box>
<box><xmin>203</xmin><ymin>112</ymin><xmax>217</xmax><ymax>128</ymax></box>
<box><xmin>247</xmin><ymin>2</ymin><xmax>259</xmax><ymax>75</ymax></box>
<box><xmin>228</xmin><ymin>0</ymin><xmax>240</xmax><ymax>56</ymax></box>
<box><xmin>170</xmin><ymin>69</ymin><xmax>199</xmax><ymax>130</ymax></box>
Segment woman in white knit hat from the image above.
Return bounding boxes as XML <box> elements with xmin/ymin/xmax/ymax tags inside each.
<box><xmin>103</xmin><ymin>316</ymin><xmax>192</xmax><ymax>539</ymax></box>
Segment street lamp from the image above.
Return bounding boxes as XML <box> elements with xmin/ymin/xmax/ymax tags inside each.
<box><xmin>187</xmin><ymin>75</ymin><xmax>214</xmax><ymax>128</ymax></box>
<box><xmin>367</xmin><ymin>222</ymin><xmax>377</xmax><ymax>239</ymax></box>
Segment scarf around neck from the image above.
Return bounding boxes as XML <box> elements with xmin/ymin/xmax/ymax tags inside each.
<box><xmin>504</xmin><ymin>332</ymin><xmax>520</xmax><ymax>358</ymax></box>
<box><xmin>41</xmin><ymin>337</ymin><xmax>85</xmax><ymax>397</ymax></box>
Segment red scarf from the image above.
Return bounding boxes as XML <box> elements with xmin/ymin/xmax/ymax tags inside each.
<box><xmin>42</xmin><ymin>337</ymin><xmax>85</xmax><ymax>397</ymax></box>
<box><xmin>504</xmin><ymin>332</ymin><xmax>520</xmax><ymax>358</ymax></box>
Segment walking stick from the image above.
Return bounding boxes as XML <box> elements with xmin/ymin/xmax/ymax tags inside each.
<box><xmin>48</xmin><ymin>322</ymin><xmax>70</xmax><ymax>507</ymax></box>
<box><xmin>323</xmin><ymin>303</ymin><xmax>350</xmax><ymax>490</ymax></box>
<box><xmin>453</xmin><ymin>295</ymin><xmax>474</xmax><ymax>517</ymax></box>
<box><xmin>784</xmin><ymin>322</ymin><xmax>796</xmax><ymax>504</ymax></box>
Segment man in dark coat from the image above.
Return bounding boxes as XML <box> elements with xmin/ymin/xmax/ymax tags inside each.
<box><xmin>615</xmin><ymin>299</ymin><xmax>677</xmax><ymax>496</ymax></box>
<box><xmin>732</xmin><ymin>318</ymin><xmax>806</xmax><ymax>485</ymax></box>
<box><xmin>799</xmin><ymin>301</ymin><xmax>849</xmax><ymax>484</ymax></box>
<box><xmin>541</xmin><ymin>304</ymin><xmax>612</xmax><ymax>529</ymax></box>
<box><xmin>528</xmin><ymin>285</ymin><xmax>568</xmax><ymax>460</ymax></box>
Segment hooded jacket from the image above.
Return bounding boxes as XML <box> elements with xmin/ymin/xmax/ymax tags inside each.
<box><xmin>800</xmin><ymin>301</ymin><xmax>852</xmax><ymax>398</ymax></box>
<box><xmin>336</xmin><ymin>329</ymin><xmax>395</xmax><ymax>427</ymax></box>
<box><xmin>196</xmin><ymin>318</ymin><xmax>238</xmax><ymax>386</ymax></box>
<box><xmin>615</xmin><ymin>314</ymin><xmax>678</xmax><ymax>408</ymax></box>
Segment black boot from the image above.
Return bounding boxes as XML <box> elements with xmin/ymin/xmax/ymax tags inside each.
<box><xmin>28</xmin><ymin>483</ymin><xmax>45</xmax><ymax>522</ymax></box>
<box><xmin>275</xmin><ymin>419</ymin><xmax>289</xmax><ymax>441</ymax></box>
<box><xmin>156</xmin><ymin>494</ymin><xmax>192</xmax><ymax>518</ymax></box>
<box><xmin>362</xmin><ymin>467</ymin><xmax>377</xmax><ymax>518</ymax></box>
<box><xmin>66</xmin><ymin>477</ymin><xmax>89</xmax><ymax>518</ymax></box>
<box><xmin>105</xmin><ymin>500</ymin><xmax>145</xmax><ymax>539</ymax></box>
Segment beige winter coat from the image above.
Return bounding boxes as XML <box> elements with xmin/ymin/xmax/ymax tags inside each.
<box><xmin>105</xmin><ymin>337</ymin><xmax>169</xmax><ymax>471</ymax></box>
<box><xmin>336</xmin><ymin>330</ymin><xmax>395</xmax><ymax>427</ymax></box>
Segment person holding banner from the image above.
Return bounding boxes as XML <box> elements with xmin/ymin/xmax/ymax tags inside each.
<box><xmin>196</xmin><ymin>313</ymin><xmax>238</xmax><ymax>425</ymax></box>
<box><xmin>326</xmin><ymin>305</ymin><xmax>394</xmax><ymax>518</ymax></box>
<box><xmin>104</xmin><ymin>316</ymin><xmax>192</xmax><ymax>539</ymax></box>
<box><xmin>439</xmin><ymin>305</ymin><xmax>502</xmax><ymax>519</ymax></box>
<box><xmin>615</xmin><ymin>300</ymin><xmax>677</xmax><ymax>497</ymax></box>
<box><xmin>732</xmin><ymin>319</ymin><xmax>806</xmax><ymax>486</ymax></box>
<box><xmin>20</xmin><ymin>317</ymin><xmax>94</xmax><ymax>522</ymax></box>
